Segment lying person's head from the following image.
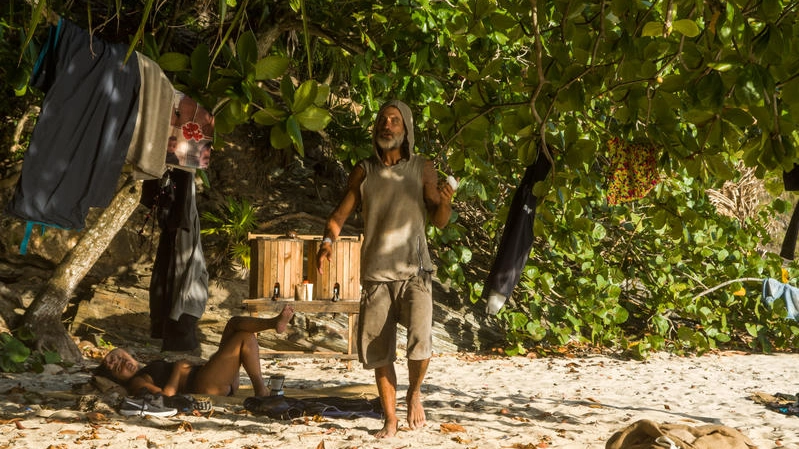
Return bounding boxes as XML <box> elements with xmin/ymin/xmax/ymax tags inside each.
<box><xmin>96</xmin><ymin>348</ymin><xmax>140</xmax><ymax>382</ymax></box>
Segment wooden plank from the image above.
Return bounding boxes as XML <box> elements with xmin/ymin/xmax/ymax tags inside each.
<box><xmin>248</xmin><ymin>237</ymin><xmax>304</xmax><ymax>299</ymax></box>
<box><xmin>248</xmin><ymin>233</ymin><xmax>361</xmax><ymax>242</ymax></box>
<box><xmin>347</xmin><ymin>313</ymin><xmax>356</xmax><ymax>355</ymax></box>
<box><xmin>70</xmin><ymin>290</ymin><xmax>150</xmax><ymax>339</ymax></box>
<box><xmin>244</xmin><ymin>299</ymin><xmax>360</xmax><ymax>314</ymax></box>
<box><xmin>249</xmin><ymin>239</ymin><xmax>263</xmax><ymax>297</ymax></box>
<box><xmin>258</xmin><ymin>351</ymin><xmax>359</xmax><ymax>360</ymax></box>
<box><xmin>307</xmin><ymin>237</ymin><xmax>361</xmax><ymax>301</ymax></box>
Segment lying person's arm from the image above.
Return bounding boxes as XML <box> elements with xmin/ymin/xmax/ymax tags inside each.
<box><xmin>162</xmin><ymin>360</ymin><xmax>193</xmax><ymax>396</ymax></box>
<box><xmin>127</xmin><ymin>374</ymin><xmax>163</xmax><ymax>395</ymax></box>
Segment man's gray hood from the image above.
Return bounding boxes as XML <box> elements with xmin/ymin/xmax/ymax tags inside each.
<box><xmin>373</xmin><ymin>100</ymin><xmax>415</xmax><ymax>159</ymax></box>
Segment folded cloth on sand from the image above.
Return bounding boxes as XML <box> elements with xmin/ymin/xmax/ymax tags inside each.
<box><xmin>244</xmin><ymin>395</ymin><xmax>382</xmax><ymax>420</ymax></box>
<box><xmin>605</xmin><ymin>419</ymin><xmax>757</xmax><ymax>449</ymax></box>
<box><xmin>762</xmin><ymin>278</ymin><xmax>799</xmax><ymax>320</ymax></box>
<box><xmin>750</xmin><ymin>391</ymin><xmax>799</xmax><ymax>416</ymax></box>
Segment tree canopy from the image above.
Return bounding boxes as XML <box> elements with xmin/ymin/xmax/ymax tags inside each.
<box><xmin>3</xmin><ymin>0</ymin><xmax>799</xmax><ymax>358</ymax></box>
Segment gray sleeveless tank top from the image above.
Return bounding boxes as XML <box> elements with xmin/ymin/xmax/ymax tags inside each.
<box><xmin>359</xmin><ymin>154</ymin><xmax>434</xmax><ymax>282</ymax></box>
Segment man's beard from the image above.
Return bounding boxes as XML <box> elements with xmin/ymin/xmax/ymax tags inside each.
<box><xmin>377</xmin><ymin>131</ymin><xmax>405</xmax><ymax>151</ymax></box>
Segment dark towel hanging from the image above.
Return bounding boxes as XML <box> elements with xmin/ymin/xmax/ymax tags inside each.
<box><xmin>484</xmin><ymin>153</ymin><xmax>552</xmax><ymax>300</ymax></box>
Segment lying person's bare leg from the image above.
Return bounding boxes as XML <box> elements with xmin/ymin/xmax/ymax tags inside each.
<box><xmin>220</xmin><ymin>305</ymin><xmax>295</xmax><ymax>344</ymax></box>
<box><xmin>193</xmin><ymin>306</ymin><xmax>294</xmax><ymax>397</ymax></box>
<box><xmin>191</xmin><ymin>331</ymin><xmax>265</xmax><ymax>396</ymax></box>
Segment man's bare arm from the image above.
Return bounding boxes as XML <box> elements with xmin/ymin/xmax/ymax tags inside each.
<box><xmin>422</xmin><ymin>160</ymin><xmax>453</xmax><ymax>229</ymax></box>
<box><xmin>316</xmin><ymin>165</ymin><xmax>365</xmax><ymax>273</ymax></box>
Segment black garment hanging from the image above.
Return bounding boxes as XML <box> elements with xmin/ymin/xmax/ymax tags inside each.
<box><xmin>143</xmin><ymin>169</ymin><xmax>208</xmax><ymax>352</ymax></box>
<box><xmin>781</xmin><ymin>165</ymin><xmax>799</xmax><ymax>260</ymax></box>
<box><xmin>484</xmin><ymin>153</ymin><xmax>552</xmax><ymax>300</ymax></box>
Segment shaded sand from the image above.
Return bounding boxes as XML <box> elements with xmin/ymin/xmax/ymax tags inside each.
<box><xmin>1</xmin><ymin>351</ymin><xmax>799</xmax><ymax>448</ymax></box>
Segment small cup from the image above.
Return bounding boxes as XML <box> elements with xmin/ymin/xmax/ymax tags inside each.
<box><xmin>268</xmin><ymin>374</ymin><xmax>285</xmax><ymax>396</ymax></box>
<box><xmin>304</xmin><ymin>283</ymin><xmax>313</xmax><ymax>301</ymax></box>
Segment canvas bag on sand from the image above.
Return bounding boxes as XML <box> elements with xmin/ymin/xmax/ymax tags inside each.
<box><xmin>605</xmin><ymin>419</ymin><xmax>757</xmax><ymax>449</ymax></box>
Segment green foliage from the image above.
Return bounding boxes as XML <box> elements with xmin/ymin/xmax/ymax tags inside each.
<box><xmin>492</xmin><ymin>163</ymin><xmax>799</xmax><ymax>358</ymax></box>
<box><xmin>153</xmin><ymin>27</ymin><xmax>331</xmax><ymax>156</ymax></box>
<box><xmin>0</xmin><ymin>331</ymin><xmax>61</xmax><ymax>373</ymax></box>
<box><xmin>6</xmin><ymin>0</ymin><xmax>799</xmax><ymax>358</ymax></box>
<box><xmin>0</xmin><ymin>1</ymin><xmax>42</xmax><ymax>163</ymax></box>
<box><xmin>201</xmin><ymin>197</ymin><xmax>258</xmax><ymax>270</ymax></box>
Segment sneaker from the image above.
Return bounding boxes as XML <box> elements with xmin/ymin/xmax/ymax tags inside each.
<box><xmin>119</xmin><ymin>395</ymin><xmax>178</xmax><ymax>417</ymax></box>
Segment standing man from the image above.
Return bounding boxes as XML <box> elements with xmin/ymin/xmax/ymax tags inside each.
<box><xmin>316</xmin><ymin>100</ymin><xmax>454</xmax><ymax>438</ymax></box>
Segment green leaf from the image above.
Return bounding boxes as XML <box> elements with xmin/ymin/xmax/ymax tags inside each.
<box><xmin>280</xmin><ymin>76</ymin><xmax>295</xmax><ymax>111</ymax></box>
<box><xmin>706</xmin><ymin>62</ymin><xmax>734</xmax><ymax>72</ymax></box>
<box><xmin>3</xmin><ymin>337</ymin><xmax>30</xmax><ymax>363</ymax></box>
<box><xmin>677</xmin><ymin>326</ymin><xmax>695</xmax><ymax>342</ymax></box>
<box><xmin>270</xmin><ymin>124</ymin><xmax>292</xmax><ymax>149</ymax></box>
<box><xmin>314</xmin><ymin>84</ymin><xmax>330</xmax><ymax>105</ymax></box>
<box><xmin>295</xmin><ymin>106</ymin><xmax>331</xmax><ymax>131</ymax></box>
<box><xmin>695</xmin><ymin>72</ymin><xmax>724</xmax><ymax>108</ymax></box>
<box><xmin>236</xmin><ymin>31</ymin><xmax>258</xmax><ymax>72</ymax></box>
<box><xmin>253</xmin><ymin>107</ymin><xmax>288</xmax><ymax>126</ymax></box>
<box><xmin>722</xmin><ymin>108</ymin><xmax>755</xmax><ymax>128</ymax></box>
<box><xmin>672</xmin><ymin>19</ymin><xmax>701</xmax><ymax>38</ymax></box>
<box><xmin>591</xmin><ymin>223</ymin><xmax>607</xmax><ymax>240</ymax></box>
<box><xmin>292</xmin><ymin>80</ymin><xmax>318</xmax><ymax>113</ymax></box>
<box><xmin>191</xmin><ymin>44</ymin><xmax>211</xmax><ymax>86</ymax></box>
<box><xmin>286</xmin><ymin>115</ymin><xmax>304</xmax><ymax>156</ymax></box>
<box><xmin>255</xmin><ymin>56</ymin><xmax>290</xmax><ymax>80</ymax></box>
<box><xmin>683</xmin><ymin>109</ymin><xmax>715</xmax><ymax>125</ymax></box>
<box><xmin>158</xmin><ymin>52</ymin><xmax>190</xmax><ymax>72</ymax></box>
<box><xmin>642</xmin><ymin>22</ymin><xmax>663</xmax><ymax>37</ymax></box>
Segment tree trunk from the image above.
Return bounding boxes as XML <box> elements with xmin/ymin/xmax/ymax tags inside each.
<box><xmin>22</xmin><ymin>176</ymin><xmax>143</xmax><ymax>363</ymax></box>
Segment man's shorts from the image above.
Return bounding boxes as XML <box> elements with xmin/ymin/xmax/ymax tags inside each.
<box><xmin>357</xmin><ymin>273</ymin><xmax>433</xmax><ymax>369</ymax></box>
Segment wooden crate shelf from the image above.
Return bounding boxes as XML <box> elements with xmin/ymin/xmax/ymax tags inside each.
<box><xmin>246</xmin><ymin>233</ymin><xmax>362</xmax><ymax>367</ymax></box>
<box><xmin>248</xmin><ymin>233</ymin><xmax>362</xmax><ymax>301</ymax></box>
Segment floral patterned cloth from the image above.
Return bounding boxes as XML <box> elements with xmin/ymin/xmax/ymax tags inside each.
<box><xmin>606</xmin><ymin>138</ymin><xmax>660</xmax><ymax>205</ymax></box>
<box><xmin>167</xmin><ymin>91</ymin><xmax>214</xmax><ymax>170</ymax></box>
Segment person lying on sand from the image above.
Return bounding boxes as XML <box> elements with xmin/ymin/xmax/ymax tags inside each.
<box><xmin>96</xmin><ymin>305</ymin><xmax>294</xmax><ymax>397</ymax></box>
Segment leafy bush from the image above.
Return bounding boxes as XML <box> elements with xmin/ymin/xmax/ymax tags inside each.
<box><xmin>201</xmin><ymin>196</ymin><xmax>258</xmax><ymax>273</ymax></box>
<box><xmin>486</xmin><ymin>165</ymin><xmax>799</xmax><ymax>358</ymax></box>
<box><xmin>0</xmin><ymin>330</ymin><xmax>62</xmax><ymax>373</ymax></box>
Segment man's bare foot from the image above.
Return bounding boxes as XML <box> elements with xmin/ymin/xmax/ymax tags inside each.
<box><xmin>275</xmin><ymin>305</ymin><xmax>294</xmax><ymax>333</ymax></box>
<box><xmin>406</xmin><ymin>391</ymin><xmax>426</xmax><ymax>430</ymax></box>
<box><xmin>374</xmin><ymin>418</ymin><xmax>398</xmax><ymax>438</ymax></box>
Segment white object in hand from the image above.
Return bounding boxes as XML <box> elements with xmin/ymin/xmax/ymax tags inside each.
<box><xmin>447</xmin><ymin>175</ymin><xmax>459</xmax><ymax>190</ymax></box>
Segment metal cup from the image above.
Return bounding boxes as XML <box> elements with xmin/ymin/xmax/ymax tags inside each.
<box><xmin>268</xmin><ymin>374</ymin><xmax>285</xmax><ymax>396</ymax></box>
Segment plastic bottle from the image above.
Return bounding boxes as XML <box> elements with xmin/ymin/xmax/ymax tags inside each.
<box><xmin>332</xmin><ymin>282</ymin><xmax>341</xmax><ymax>302</ymax></box>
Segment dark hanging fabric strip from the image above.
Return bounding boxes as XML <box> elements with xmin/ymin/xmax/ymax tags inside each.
<box><xmin>781</xmin><ymin>198</ymin><xmax>799</xmax><ymax>260</ymax></box>
<box><xmin>484</xmin><ymin>153</ymin><xmax>552</xmax><ymax>299</ymax></box>
<box><xmin>779</xmin><ymin>165</ymin><xmax>799</xmax><ymax>260</ymax></box>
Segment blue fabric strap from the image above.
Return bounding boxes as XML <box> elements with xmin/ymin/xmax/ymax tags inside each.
<box><xmin>20</xmin><ymin>221</ymin><xmax>35</xmax><ymax>255</ymax></box>
<box><xmin>19</xmin><ymin>221</ymin><xmax>61</xmax><ymax>255</ymax></box>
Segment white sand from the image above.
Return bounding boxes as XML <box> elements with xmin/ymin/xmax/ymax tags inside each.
<box><xmin>1</xmin><ymin>350</ymin><xmax>799</xmax><ymax>448</ymax></box>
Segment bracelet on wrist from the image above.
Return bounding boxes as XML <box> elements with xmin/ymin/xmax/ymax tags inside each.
<box><xmin>322</xmin><ymin>237</ymin><xmax>333</xmax><ymax>245</ymax></box>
